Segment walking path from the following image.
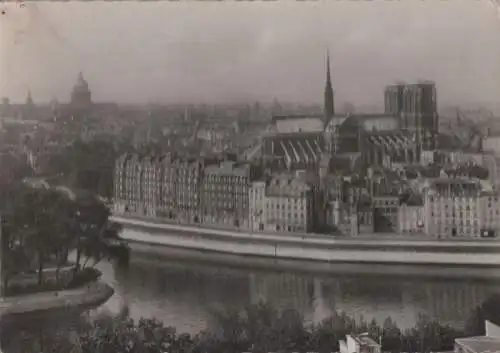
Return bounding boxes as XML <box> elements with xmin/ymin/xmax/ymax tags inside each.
<box><xmin>0</xmin><ymin>281</ymin><xmax>114</xmax><ymax>317</ymax></box>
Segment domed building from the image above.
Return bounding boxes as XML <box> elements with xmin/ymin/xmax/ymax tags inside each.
<box><xmin>70</xmin><ymin>72</ymin><xmax>92</xmax><ymax>110</ymax></box>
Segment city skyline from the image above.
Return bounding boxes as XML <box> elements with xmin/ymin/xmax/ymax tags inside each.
<box><xmin>1</xmin><ymin>1</ymin><xmax>500</xmax><ymax>108</ymax></box>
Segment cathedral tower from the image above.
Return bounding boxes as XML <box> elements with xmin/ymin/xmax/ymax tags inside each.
<box><xmin>21</xmin><ymin>89</ymin><xmax>35</xmax><ymax>119</ymax></box>
<box><xmin>25</xmin><ymin>90</ymin><xmax>34</xmax><ymax>107</ymax></box>
<box><xmin>324</xmin><ymin>51</ymin><xmax>335</xmax><ymax>121</ymax></box>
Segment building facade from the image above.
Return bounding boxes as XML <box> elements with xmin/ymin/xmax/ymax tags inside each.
<box><xmin>397</xmin><ymin>195</ymin><xmax>425</xmax><ymax>234</ymax></box>
<box><xmin>249</xmin><ymin>173</ymin><xmax>316</xmax><ymax>233</ymax></box>
<box><xmin>423</xmin><ymin>179</ymin><xmax>500</xmax><ymax>238</ymax></box>
<box><xmin>200</xmin><ymin>160</ymin><xmax>254</xmax><ymax>228</ymax></box>
<box><xmin>385</xmin><ymin>81</ymin><xmax>439</xmax><ymax>152</ymax></box>
<box><xmin>114</xmin><ymin>153</ymin><xmax>207</xmax><ymax>222</ymax></box>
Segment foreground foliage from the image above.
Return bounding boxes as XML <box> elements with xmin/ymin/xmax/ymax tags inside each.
<box><xmin>0</xmin><ymin>302</ymin><xmax>474</xmax><ymax>353</ymax></box>
<box><xmin>0</xmin><ymin>183</ymin><xmax>123</xmax><ymax>294</ymax></box>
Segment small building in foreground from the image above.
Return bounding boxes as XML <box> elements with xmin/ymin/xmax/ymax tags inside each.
<box><xmin>454</xmin><ymin>320</ymin><xmax>500</xmax><ymax>353</ymax></box>
<box><xmin>339</xmin><ymin>333</ymin><xmax>381</xmax><ymax>353</ymax></box>
<box><xmin>454</xmin><ymin>336</ymin><xmax>500</xmax><ymax>353</ymax></box>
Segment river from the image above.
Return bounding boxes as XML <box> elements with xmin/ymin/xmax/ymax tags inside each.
<box><xmin>96</xmin><ymin>246</ymin><xmax>500</xmax><ymax>336</ymax></box>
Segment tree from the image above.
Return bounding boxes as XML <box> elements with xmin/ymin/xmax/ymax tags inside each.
<box><xmin>0</xmin><ymin>304</ymin><xmax>468</xmax><ymax>353</ymax></box>
<box><xmin>464</xmin><ymin>293</ymin><xmax>500</xmax><ymax>335</ymax></box>
<box><xmin>48</xmin><ymin>139</ymin><xmax>122</xmax><ymax>198</ymax></box>
<box><xmin>0</xmin><ymin>184</ymin><xmax>79</xmax><ymax>289</ymax></box>
<box><xmin>67</xmin><ymin>192</ymin><xmax>123</xmax><ymax>274</ymax></box>
<box><xmin>464</xmin><ymin>306</ymin><xmax>486</xmax><ymax>336</ymax></box>
<box><xmin>1</xmin><ymin>185</ymin><xmax>51</xmax><ymax>286</ymax></box>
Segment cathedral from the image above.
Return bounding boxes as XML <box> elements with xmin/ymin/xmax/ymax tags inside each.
<box><xmin>259</xmin><ymin>52</ymin><xmax>436</xmax><ymax>172</ymax></box>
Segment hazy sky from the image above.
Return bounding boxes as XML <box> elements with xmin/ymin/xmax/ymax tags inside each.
<box><xmin>1</xmin><ymin>0</ymin><xmax>500</xmax><ymax>107</ymax></box>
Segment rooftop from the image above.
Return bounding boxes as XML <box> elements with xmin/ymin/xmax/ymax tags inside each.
<box><xmin>353</xmin><ymin>334</ymin><xmax>380</xmax><ymax>347</ymax></box>
<box><xmin>265</xmin><ymin>172</ymin><xmax>313</xmax><ymax>197</ymax></box>
<box><xmin>427</xmin><ymin>178</ymin><xmax>482</xmax><ymax>196</ymax></box>
<box><xmin>273</xmin><ymin>116</ymin><xmax>325</xmax><ymax>134</ymax></box>
<box><xmin>456</xmin><ymin>336</ymin><xmax>500</xmax><ymax>353</ymax></box>
<box><xmin>204</xmin><ymin>161</ymin><xmax>251</xmax><ymax>177</ymax></box>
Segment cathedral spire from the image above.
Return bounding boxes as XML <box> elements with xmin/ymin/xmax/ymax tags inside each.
<box><xmin>25</xmin><ymin>89</ymin><xmax>33</xmax><ymax>106</ymax></box>
<box><xmin>324</xmin><ymin>50</ymin><xmax>335</xmax><ymax>120</ymax></box>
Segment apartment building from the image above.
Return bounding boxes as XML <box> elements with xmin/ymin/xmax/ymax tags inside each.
<box><xmin>200</xmin><ymin>160</ymin><xmax>254</xmax><ymax>228</ymax></box>
<box><xmin>249</xmin><ymin>172</ymin><xmax>316</xmax><ymax>233</ymax></box>
<box><xmin>423</xmin><ymin>178</ymin><xmax>500</xmax><ymax>238</ymax></box>
<box><xmin>398</xmin><ymin>194</ymin><xmax>425</xmax><ymax>234</ymax></box>
<box><xmin>478</xmin><ymin>190</ymin><xmax>500</xmax><ymax>237</ymax></box>
<box><xmin>114</xmin><ymin>153</ymin><xmax>209</xmax><ymax>222</ymax></box>
<box><xmin>372</xmin><ymin>195</ymin><xmax>399</xmax><ymax>232</ymax></box>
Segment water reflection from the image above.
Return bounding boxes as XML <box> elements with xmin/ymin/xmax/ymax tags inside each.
<box><xmin>97</xmin><ymin>250</ymin><xmax>500</xmax><ymax>335</ymax></box>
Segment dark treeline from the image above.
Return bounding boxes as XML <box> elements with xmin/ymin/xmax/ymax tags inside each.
<box><xmin>42</xmin><ymin>139</ymin><xmax>123</xmax><ymax>199</ymax></box>
<box><xmin>3</xmin><ymin>298</ymin><xmax>498</xmax><ymax>353</ymax></box>
<box><xmin>0</xmin><ymin>183</ymin><xmax>122</xmax><ymax>295</ymax></box>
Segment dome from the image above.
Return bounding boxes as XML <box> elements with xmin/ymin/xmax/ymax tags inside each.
<box><xmin>70</xmin><ymin>72</ymin><xmax>92</xmax><ymax>108</ymax></box>
<box><xmin>73</xmin><ymin>72</ymin><xmax>90</xmax><ymax>93</ymax></box>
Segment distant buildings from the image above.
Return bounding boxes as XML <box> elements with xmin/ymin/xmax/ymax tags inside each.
<box><xmin>110</xmin><ymin>53</ymin><xmax>500</xmax><ymax>240</ymax></box>
<box><xmin>113</xmin><ymin>152</ymin><xmax>326</xmax><ymax>233</ymax></box>
<box><xmin>114</xmin><ymin>153</ymin><xmax>265</xmax><ymax>228</ymax></box>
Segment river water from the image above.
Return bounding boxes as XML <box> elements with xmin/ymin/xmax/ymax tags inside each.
<box><xmin>96</xmin><ymin>246</ymin><xmax>500</xmax><ymax>336</ymax></box>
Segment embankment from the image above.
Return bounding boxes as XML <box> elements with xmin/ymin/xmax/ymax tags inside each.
<box><xmin>111</xmin><ymin>216</ymin><xmax>500</xmax><ymax>267</ymax></box>
<box><xmin>0</xmin><ymin>281</ymin><xmax>114</xmax><ymax>326</ymax></box>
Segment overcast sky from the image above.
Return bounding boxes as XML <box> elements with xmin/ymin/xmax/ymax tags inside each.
<box><xmin>1</xmin><ymin>0</ymin><xmax>500</xmax><ymax>108</ymax></box>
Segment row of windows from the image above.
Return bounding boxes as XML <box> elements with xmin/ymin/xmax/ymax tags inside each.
<box><xmin>273</xmin><ymin>224</ymin><xmax>306</xmax><ymax>232</ymax></box>
<box><xmin>400</xmin><ymin>229</ymin><xmax>422</xmax><ymax>233</ymax></box>
<box><xmin>120</xmin><ymin>172</ymin><xmax>198</xmax><ymax>179</ymax></box>
<box><xmin>118</xmin><ymin>167</ymin><xmax>251</xmax><ymax>179</ymax></box>
<box><xmin>431</xmin><ymin>211</ymin><xmax>480</xmax><ymax>217</ymax></box>
<box><xmin>435</xmin><ymin>227</ymin><xmax>480</xmax><ymax>236</ymax></box>
<box><xmin>117</xmin><ymin>180</ymin><xmax>247</xmax><ymax>190</ymax></box>
<box><xmin>428</xmin><ymin>196</ymin><xmax>499</xmax><ymax>202</ymax></box>
<box><xmin>203</xmin><ymin>185</ymin><xmax>248</xmax><ymax>192</ymax></box>
<box><xmin>429</xmin><ymin>203</ymin><xmax>499</xmax><ymax>210</ymax></box>
<box><xmin>373</xmin><ymin>200</ymin><xmax>398</xmax><ymax>206</ymax></box>
<box><xmin>204</xmin><ymin>176</ymin><xmax>248</xmax><ymax>183</ymax></box>
<box><xmin>434</xmin><ymin>219</ymin><xmax>479</xmax><ymax>225</ymax></box>
<box><xmin>376</xmin><ymin>207</ymin><xmax>397</xmax><ymax>215</ymax></box>
<box><xmin>267</xmin><ymin>212</ymin><xmax>306</xmax><ymax>220</ymax></box>
<box><xmin>431</xmin><ymin>210</ymin><xmax>500</xmax><ymax>217</ymax></box>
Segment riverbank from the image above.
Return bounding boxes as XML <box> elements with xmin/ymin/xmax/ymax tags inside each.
<box><xmin>111</xmin><ymin>216</ymin><xmax>500</xmax><ymax>267</ymax></box>
<box><xmin>127</xmin><ymin>243</ymin><xmax>500</xmax><ymax>281</ymax></box>
<box><xmin>0</xmin><ymin>281</ymin><xmax>114</xmax><ymax>325</ymax></box>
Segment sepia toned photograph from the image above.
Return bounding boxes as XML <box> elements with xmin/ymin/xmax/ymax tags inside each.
<box><xmin>1</xmin><ymin>0</ymin><xmax>500</xmax><ymax>352</ymax></box>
